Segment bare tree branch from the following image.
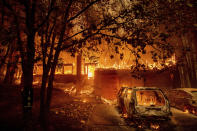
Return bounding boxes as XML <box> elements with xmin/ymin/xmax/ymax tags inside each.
<box><xmin>67</xmin><ymin>0</ymin><xmax>100</xmax><ymax>23</ymax></box>
<box><xmin>35</xmin><ymin>0</ymin><xmax>56</xmax><ymax>31</ymax></box>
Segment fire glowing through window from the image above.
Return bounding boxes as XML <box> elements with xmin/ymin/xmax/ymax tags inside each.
<box><xmin>85</xmin><ymin>65</ymin><xmax>95</xmax><ymax>78</ymax></box>
<box><xmin>136</xmin><ymin>90</ymin><xmax>165</xmax><ymax>106</ymax></box>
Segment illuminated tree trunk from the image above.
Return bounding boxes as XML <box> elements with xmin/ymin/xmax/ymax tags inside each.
<box><xmin>0</xmin><ymin>44</ymin><xmax>10</xmax><ymax>71</ymax></box>
<box><xmin>45</xmin><ymin>45</ymin><xmax>61</xmax><ymax>114</ymax></box>
<box><xmin>46</xmin><ymin>58</ymin><xmax>57</xmax><ymax>112</ymax></box>
<box><xmin>3</xmin><ymin>55</ymin><xmax>19</xmax><ymax>84</ymax></box>
<box><xmin>190</xmin><ymin>31</ymin><xmax>197</xmax><ymax>88</ymax></box>
<box><xmin>76</xmin><ymin>54</ymin><xmax>82</xmax><ymax>95</ymax></box>
<box><xmin>178</xmin><ymin>32</ymin><xmax>197</xmax><ymax>88</ymax></box>
<box><xmin>3</xmin><ymin>41</ymin><xmax>19</xmax><ymax>84</ymax></box>
<box><xmin>0</xmin><ymin>5</ymin><xmax>6</xmax><ymax>73</ymax></box>
<box><xmin>39</xmin><ymin>69</ymin><xmax>48</xmax><ymax>123</ymax></box>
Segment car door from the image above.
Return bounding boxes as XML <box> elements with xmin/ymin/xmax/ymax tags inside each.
<box><xmin>118</xmin><ymin>87</ymin><xmax>127</xmax><ymax>110</ymax></box>
<box><xmin>178</xmin><ymin>90</ymin><xmax>192</xmax><ymax>107</ymax></box>
<box><xmin>124</xmin><ymin>88</ymin><xmax>133</xmax><ymax>113</ymax></box>
<box><xmin>169</xmin><ymin>90</ymin><xmax>179</xmax><ymax>107</ymax></box>
<box><xmin>117</xmin><ymin>88</ymin><xmax>124</xmax><ymax>106</ymax></box>
<box><xmin>172</xmin><ymin>90</ymin><xmax>191</xmax><ymax>109</ymax></box>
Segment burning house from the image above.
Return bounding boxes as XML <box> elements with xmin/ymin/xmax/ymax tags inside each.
<box><xmin>0</xmin><ymin>40</ymin><xmax>178</xmax><ymax>100</ymax></box>
<box><xmin>30</xmin><ymin>44</ymin><xmax>177</xmax><ymax>100</ymax></box>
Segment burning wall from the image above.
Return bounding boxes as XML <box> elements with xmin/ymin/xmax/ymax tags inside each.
<box><xmin>94</xmin><ymin>68</ymin><xmax>177</xmax><ymax>100</ymax></box>
<box><xmin>94</xmin><ymin>69</ymin><xmax>144</xmax><ymax>100</ymax></box>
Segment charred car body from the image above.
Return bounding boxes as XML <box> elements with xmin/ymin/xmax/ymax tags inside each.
<box><xmin>168</xmin><ymin>88</ymin><xmax>197</xmax><ymax>115</ymax></box>
<box><xmin>117</xmin><ymin>87</ymin><xmax>171</xmax><ymax>120</ymax></box>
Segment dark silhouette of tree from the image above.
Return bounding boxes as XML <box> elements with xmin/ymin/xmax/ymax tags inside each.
<box><xmin>0</xmin><ymin>2</ymin><xmax>19</xmax><ymax>84</ymax></box>
<box><xmin>0</xmin><ymin>0</ymin><xmax>56</xmax><ymax>129</ymax></box>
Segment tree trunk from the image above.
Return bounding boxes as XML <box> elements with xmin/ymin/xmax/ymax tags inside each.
<box><xmin>3</xmin><ymin>63</ymin><xmax>11</xmax><ymax>84</ymax></box>
<box><xmin>0</xmin><ymin>43</ymin><xmax>10</xmax><ymax>71</ymax></box>
<box><xmin>178</xmin><ymin>33</ymin><xmax>197</xmax><ymax>88</ymax></box>
<box><xmin>46</xmin><ymin>50</ymin><xmax>61</xmax><ymax>113</ymax></box>
<box><xmin>9</xmin><ymin>59</ymin><xmax>18</xmax><ymax>84</ymax></box>
<box><xmin>21</xmin><ymin>47</ymin><xmax>35</xmax><ymax>130</ymax></box>
<box><xmin>76</xmin><ymin>54</ymin><xmax>82</xmax><ymax>95</ymax></box>
<box><xmin>39</xmin><ymin>69</ymin><xmax>48</xmax><ymax>123</ymax></box>
<box><xmin>21</xmin><ymin>31</ymin><xmax>35</xmax><ymax>131</ymax></box>
<box><xmin>46</xmin><ymin>69</ymin><xmax>55</xmax><ymax>113</ymax></box>
<box><xmin>40</xmin><ymin>0</ymin><xmax>73</xmax><ymax>123</ymax></box>
<box><xmin>3</xmin><ymin>54</ymin><xmax>19</xmax><ymax>84</ymax></box>
<box><xmin>3</xmin><ymin>44</ymin><xmax>15</xmax><ymax>84</ymax></box>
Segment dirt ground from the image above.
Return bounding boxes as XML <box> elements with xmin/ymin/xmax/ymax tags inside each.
<box><xmin>1</xmin><ymin>83</ymin><xmax>197</xmax><ymax>131</ymax></box>
<box><xmin>0</xmin><ymin>83</ymin><xmax>80</xmax><ymax>131</ymax></box>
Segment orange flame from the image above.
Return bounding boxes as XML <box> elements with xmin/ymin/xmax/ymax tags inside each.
<box><xmin>184</xmin><ymin>109</ymin><xmax>189</xmax><ymax>113</ymax></box>
<box><xmin>122</xmin><ymin>113</ymin><xmax>128</xmax><ymax>118</ymax></box>
<box><xmin>150</xmin><ymin>123</ymin><xmax>160</xmax><ymax>130</ymax></box>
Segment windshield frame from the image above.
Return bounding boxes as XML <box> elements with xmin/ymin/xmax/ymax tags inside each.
<box><xmin>134</xmin><ymin>89</ymin><xmax>166</xmax><ymax>107</ymax></box>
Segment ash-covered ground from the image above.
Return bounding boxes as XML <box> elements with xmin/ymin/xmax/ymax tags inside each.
<box><xmin>1</xmin><ymin>80</ymin><xmax>197</xmax><ymax>131</ymax></box>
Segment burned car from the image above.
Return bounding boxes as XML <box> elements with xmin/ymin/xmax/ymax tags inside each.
<box><xmin>117</xmin><ymin>87</ymin><xmax>171</xmax><ymax>120</ymax></box>
<box><xmin>168</xmin><ymin>88</ymin><xmax>197</xmax><ymax>115</ymax></box>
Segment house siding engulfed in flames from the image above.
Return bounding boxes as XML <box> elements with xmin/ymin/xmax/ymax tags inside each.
<box><xmin>94</xmin><ymin>68</ymin><xmax>178</xmax><ymax>100</ymax></box>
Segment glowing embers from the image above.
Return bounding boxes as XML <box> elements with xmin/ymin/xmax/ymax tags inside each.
<box><xmin>80</xmin><ymin>85</ymin><xmax>94</xmax><ymax>96</ymax></box>
<box><xmin>150</xmin><ymin>123</ymin><xmax>160</xmax><ymax>130</ymax></box>
<box><xmin>192</xmin><ymin>109</ymin><xmax>196</xmax><ymax>114</ymax></box>
<box><xmin>64</xmin><ymin>86</ymin><xmax>76</xmax><ymax>96</ymax></box>
<box><xmin>184</xmin><ymin>108</ymin><xmax>189</xmax><ymax>113</ymax></box>
<box><xmin>184</xmin><ymin>106</ymin><xmax>197</xmax><ymax>115</ymax></box>
<box><xmin>136</xmin><ymin>90</ymin><xmax>165</xmax><ymax>106</ymax></box>
<box><xmin>100</xmin><ymin>97</ymin><xmax>117</xmax><ymax>105</ymax></box>
<box><xmin>122</xmin><ymin>113</ymin><xmax>128</xmax><ymax>118</ymax></box>
<box><xmin>129</xmin><ymin>120</ymin><xmax>160</xmax><ymax>130</ymax></box>
<box><xmin>51</xmin><ymin>102</ymin><xmax>95</xmax><ymax>128</ymax></box>
<box><xmin>82</xmin><ymin>98</ymin><xmax>87</xmax><ymax>103</ymax></box>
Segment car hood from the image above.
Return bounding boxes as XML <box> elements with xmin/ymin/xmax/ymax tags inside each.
<box><xmin>135</xmin><ymin>105</ymin><xmax>171</xmax><ymax>117</ymax></box>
